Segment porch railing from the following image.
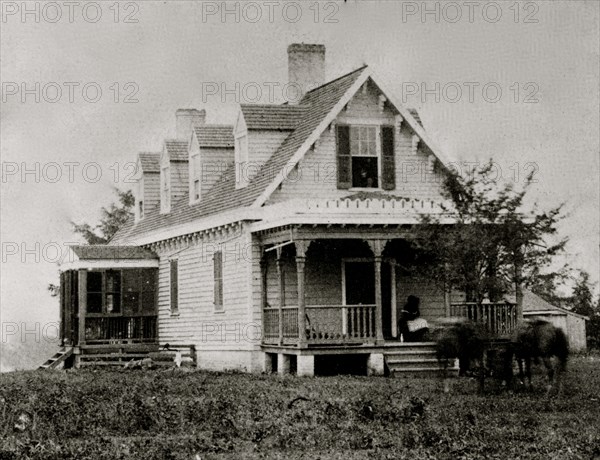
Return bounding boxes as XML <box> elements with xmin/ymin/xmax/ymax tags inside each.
<box><xmin>450</xmin><ymin>302</ymin><xmax>517</xmax><ymax>336</ymax></box>
<box><xmin>84</xmin><ymin>315</ymin><xmax>158</xmax><ymax>343</ymax></box>
<box><xmin>262</xmin><ymin>305</ymin><xmax>376</xmax><ymax>346</ymax></box>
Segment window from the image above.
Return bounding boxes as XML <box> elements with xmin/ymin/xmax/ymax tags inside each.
<box><xmin>193</xmin><ymin>179</ymin><xmax>200</xmax><ymax>201</ymax></box>
<box><xmin>170</xmin><ymin>260</ymin><xmax>178</xmax><ymax>314</ymax></box>
<box><xmin>105</xmin><ymin>270</ymin><xmax>121</xmax><ymax>313</ymax></box>
<box><xmin>86</xmin><ymin>271</ymin><xmax>103</xmax><ymax>314</ymax></box>
<box><xmin>191</xmin><ymin>154</ymin><xmax>201</xmax><ymax>202</ymax></box>
<box><xmin>86</xmin><ymin>270</ymin><xmax>122</xmax><ymax>314</ymax></box>
<box><xmin>336</xmin><ymin>125</ymin><xmax>395</xmax><ymax>190</ymax></box>
<box><xmin>123</xmin><ymin>268</ymin><xmax>157</xmax><ymax>314</ymax></box>
<box><xmin>138</xmin><ymin>200</ymin><xmax>144</xmax><ymax>219</ymax></box>
<box><xmin>350</xmin><ymin>126</ymin><xmax>378</xmax><ymax>188</ymax></box>
<box><xmin>234</xmin><ymin>134</ymin><xmax>248</xmax><ymax>187</ymax></box>
<box><xmin>213</xmin><ymin>251</ymin><xmax>223</xmax><ymax>310</ymax></box>
<box><xmin>161</xmin><ymin>165</ymin><xmax>170</xmax><ymax>212</ymax></box>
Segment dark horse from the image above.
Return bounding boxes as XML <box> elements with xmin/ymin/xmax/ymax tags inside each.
<box><xmin>508</xmin><ymin>319</ymin><xmax>569</xmax><ymax>394</ymax></box>
<box><xmin>433</xmin><ymin>317</ymin><xmax>490</xmax><ymax>393</ymax></box>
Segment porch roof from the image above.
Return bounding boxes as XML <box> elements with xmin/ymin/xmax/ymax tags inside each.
<box><xmin>59</xmin><ymin>245</ymin><xmax>159</xmax><ymax>271</ymax></box>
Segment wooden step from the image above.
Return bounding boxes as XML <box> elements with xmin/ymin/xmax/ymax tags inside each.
<box><xmin>39</xmin><ymin>347</ymin><xmax>74</xmax><ymax>370</ymax></box>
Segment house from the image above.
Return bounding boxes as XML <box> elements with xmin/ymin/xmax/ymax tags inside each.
<box><xmin>56</xmin><ymin>44</ymin><xmax>524</xmax><ymax>375</ymax></box>
<box><xmin>522</xmin><ymin>290</ymin><xmax>588</xmax><ymax>352</ymax></box>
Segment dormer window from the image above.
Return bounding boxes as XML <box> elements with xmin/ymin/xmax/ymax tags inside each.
<box><xmin>191</xmin><ymin>153</ymin><xmax>201</xmax><ymax>202</ymax></box>
<box><xmin>161</xmin><ymin>165</ymin><xmax>170</xmax><ymax>213</ymax></box>
<box><xmin>235</xmin><ymin>133</ymin><xmax>248</xmax><ymax>188</ymax></box>
<box><xmin>193</xmin><ymin>179</ymin><xmax>200</xmax><ymax>201</ymax></box>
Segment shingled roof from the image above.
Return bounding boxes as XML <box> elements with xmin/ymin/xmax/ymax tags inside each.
<box><xmin>165</xmin><ymin>140</ymin><xmax>189</xmax><ymax>162</ymax></box>
<box><xmin>138</xmin><ymin>152</ymin><xmax>161</xmax><ymax>173</ymax></box>
<box><xmin>194</xmin><ymin>125</ymin><xmax>234</xmax><ymax>148</ymax></box>
<box><xmin>240</xmin><ymin>104</ymin><xmax>309</xmax><ymax>130</ymax></box>
<box><xmin>110</xmin><ymin>65</ymin><xmax>368</xmax><ymax>244</ymax></box>
<box><xmin>69</xmin><ymin>245</ymin><xmax>157</xmax><ymax>260</ymax></box>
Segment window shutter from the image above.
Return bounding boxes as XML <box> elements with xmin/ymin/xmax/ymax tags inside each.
<box><xmin>336</xmin><ymin>125</ymin><xmax>351</xmax><ymax>189</ymax></box>
<box><xmin>381</xmin><ymin>126</ymin><xmax>395</xmax><ymax>190</ymax></box>
<box><xmin>170</xmin><ymin>260</ymin><xmax>178</xmax><ymax>313</ymax></box>
<box><xmin>213</xmin><ymin>251</ymin><xmax>223</xmax><ymax>308</ymax></box>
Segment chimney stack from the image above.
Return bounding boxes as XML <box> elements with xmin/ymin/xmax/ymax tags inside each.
<box><xmin>287</xmin><ymin>43</ymin><xmax>325</xmax><ymax>103</ymax></box>
<box><xmin>176</xmin><ymin>108</ymin><xmax>206</xmax><ymax>141</ymax></box>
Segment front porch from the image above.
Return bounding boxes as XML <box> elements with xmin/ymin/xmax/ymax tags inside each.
<box><xmin>256</xmin><ymin>224</ymin><xmax>521</xmax><ymax>367</ymax></box>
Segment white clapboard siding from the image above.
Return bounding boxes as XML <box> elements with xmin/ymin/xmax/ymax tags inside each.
<box><xmin>156</xmin><ymin>231</ymin><xmax>256</xmax><ymax>354</ymax></box>
<box><xmin>171</xmin><ymin>162</ymin><xmax>189</xmax><ymax>203</ymax></box>
<box><xmin>143</xmin><ymin>173</ymin><xmax>160</xmax><ymax>214</ymax></box>
<box><xmin>248</xmin><ymin>130</ymin><xmax>290</xmax><ymax>169</ymax></box>
<box><xmin>266</xmin><ymin>84</ymin><xmax>446</xmax><ymax>204</ymax></box>
<box><xmin>200</xmin><ymin>147</ymin><xmax>233</xmax><ymax>198</ymax></box>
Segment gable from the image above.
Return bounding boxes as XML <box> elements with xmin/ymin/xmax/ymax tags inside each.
<box><xmin>266</xmin><ymin>78</ymin><xmax>447</xmax><ymax>204</ymax></box>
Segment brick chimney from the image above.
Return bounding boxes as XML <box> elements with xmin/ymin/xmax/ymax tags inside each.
<box><xmin>176</xmin><ymin>108</ymin><xmax>206</xmax><ymax>141</ymax></box>
<box><xmin>287</xmin><ymin>43</ymin><xmax>325</xmax><ymax>103</ymax></box>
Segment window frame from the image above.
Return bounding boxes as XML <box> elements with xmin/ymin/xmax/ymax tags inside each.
<box><xmin>191</xmin><ymin>153</ymin><xmax>202</xmax><ymax>203</ymax></box>
<box><xmin>348</xmin><ymin>124</ymin><xmax>382</xmax><ymax>190</ymax></box>
<box><xmin>161</xmin><ymin>165</ymin><xmax>170</xmax><ymax>212</ymax></box>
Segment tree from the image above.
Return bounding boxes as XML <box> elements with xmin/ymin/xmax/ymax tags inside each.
<box><xmin>47</xmin><ymin>188</ymin><xmax>134</xmax><ymax>296</ymax></box>
<box><xmin>72</xmin><ymin>188</ymin><xmax>134</xmax><ymax>244</ymax></box>
<box><xmin>569</xmin><ymin>270</ymin><xmax>600</xmax><ymax>350</ymax></box>
<box><xmin>413</xmin><ymin>161</ymin><xmax>566</xmax><ymax>305</ymax></box>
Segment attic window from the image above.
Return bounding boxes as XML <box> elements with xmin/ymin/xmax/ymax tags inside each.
<box><xmin>350</xmin><ymin>126</ymin><xmax>378</xmax><ymax>188</ymax></box>
<box><xmin>193</xmin><ymin>179</ymin><xmax>200</xmax><ymax>201</ymax></box>
<box><xmin>161</xmin><ymin>165</ymin><xmax>170</xmax><ymax>212</ymax></box>
<box><xmin>191</xmin><ymin>154</ymin><xmax>201</xmax><ymax>203</ymax></box>
<box><xmin>337</xmin><ymin>125</ymin><xmax>395</xmax><ymax>190</ymax></box>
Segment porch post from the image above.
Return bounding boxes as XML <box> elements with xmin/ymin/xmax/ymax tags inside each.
<box><xmin>259</xmin><ymin>248</ymin><xmax>268</xmax><ymax>344</ymax></box>
<box><xmin>367</xmin><ymin>240</ymin><xmax>386</xmax><ymax>344</ymax></box>
<box><xmin>514</xmin><ymin>260</ymin><xmax>524</xmax><ymax>324</ymax></box>
<box><xmin>77</xmin><ymin>269</ymin><xmax>87</xmax><ymax>345</ymax></box>
<box><xmin>295</xmin><ymin>240</ymin><xmax>309</xmax><ymax>348</ymax></box>
<box><xmin>444</xmin><ymin>262</ymin><xmax>451</xmax><ymax>317</ymax></box>
<box><xmin>276</xmin><ymin>247</ymin><xmax>284</xmax><ymax>345</ymax></box>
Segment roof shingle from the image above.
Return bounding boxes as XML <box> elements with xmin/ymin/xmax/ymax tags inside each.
<box><xmin>194</xmin><ymin>125</ymin><xmax>234</xmax><ymax>148</ymax></box>
<box><xmin>165</xmin><ymin>140</ymin><xmax>189</xmax><ymax>162</ymax></box>
<box><xmin>240</xmin><ymin>104</ymin><xmax>309</xmax><ymax>131</ymax></box>
<box><xmin>69</xmin><ymin>245</ymin><xmax>157</xmax><ymax>260</ymax></box>
<box><xmin>138</xmin><ymin>152</ymin><xmax>161</xmax><ymax>173</ymax></box>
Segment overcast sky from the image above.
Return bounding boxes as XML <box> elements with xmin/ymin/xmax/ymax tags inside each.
<box><xmin>1</xmin><ymin>1</ymin><xmax>599</xmax><ymax>344</ymax></box>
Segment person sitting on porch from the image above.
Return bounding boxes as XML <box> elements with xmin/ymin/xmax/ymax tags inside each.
<box><xmin>399</xmin><ymin>295</ymin><xmax>429</xmax><ymax>342</ymax></box>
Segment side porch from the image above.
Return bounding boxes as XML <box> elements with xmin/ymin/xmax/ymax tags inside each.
<box><xmin>56</xmin><ymin>245</ymin><xmax>162</xmax><ymax>367</ymax></box>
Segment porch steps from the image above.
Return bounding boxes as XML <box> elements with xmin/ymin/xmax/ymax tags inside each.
<box><xmin>76</xmin><ymin>344</ymin><xmax>196</xmax><ymax>369</ymax></box>
<box><xmin>39</xmin><ymin>347</ymin><xmax>74</xmax><ymax>370</ymax></box>
<box><xmin>383</xmin><ymin>342</ymin><xmax>459</xmax><ymax>378</ymax></box>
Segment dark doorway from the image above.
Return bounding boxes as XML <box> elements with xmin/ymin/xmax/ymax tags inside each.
<box><xmin>344</xmin><ymin>262</ymin><xmax>375</xmax><ymax>305</ymax></box>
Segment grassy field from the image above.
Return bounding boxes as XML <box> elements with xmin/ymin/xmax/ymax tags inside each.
<box><xmin>1</xmin><ymin>356</ymin><xmax>599</xmax><ymax>460</ymax></box>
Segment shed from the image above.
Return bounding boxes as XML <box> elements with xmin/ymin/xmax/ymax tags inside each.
<box><xmin>522</xmin><ymin>290</ymin><xmax>588</xmax><ymax>352</ymax></box>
